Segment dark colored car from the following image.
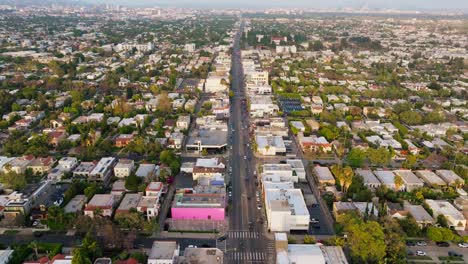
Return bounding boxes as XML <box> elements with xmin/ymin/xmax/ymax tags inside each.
<box><xmin>217</xmin><ymin>235</ymin><xmax>227</xmax><ymax>241</ymax></box>
<box><xmin>448</xmin><ymin>251</ymin><xmax>463</xmax><ymax>258</ymax></box>
<box><xmin>406</xmin><ymin>241</ymin><xmax>416</xmax><ymax>246</ymax></box>
<box><xmin>436</xmin><ymin>241</ymin><xmax>450</xmax><ymax>247</ymax></box>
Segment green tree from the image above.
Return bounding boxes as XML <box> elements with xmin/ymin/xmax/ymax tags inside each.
<box><xmin>125</xmin><ymin>174</ymin><xmax>141</xmax><ymax>192</ymax></box>
<box><xmin>338</xmin><ymin>213</ymin><xmax>386</xmax><ymax>263</ymax></box>
<box><xmin>346</xmin><ymin>148</ymin><xmax>366</xmax><ymax>167</ymax></box>
<box><xmin>303</xmin><ymin>235</ymin><xmax>316</xmax><ymax>244</ymax></box>
<box><xmin>382</xmin><ymin>217</ymin><xmax>406</xmax><ymax>263</ymax></box>
<box><xmin>426</xmin><ymin>227</ymin><xmax>455</xmax><ymax>242</ymax></box>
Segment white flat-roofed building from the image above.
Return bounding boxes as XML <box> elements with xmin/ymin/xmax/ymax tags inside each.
<box><xmin>262</xmin><ymin>178</ymin><xmax>295</xmax><ymax>192</ymax></box>
<box><xmin>265</xmin><ymin>188</ymin><xmax>309</xmax><ymax>232</ymax></box>
<box><xmin>286</xmin><ymin>159</ymin><xmax>306</xmax><ymax>182</ymax></box>
<box><xmin>276</xmin><ymin>232</ymin><xmax>326</xmax><ymax>264</ymax></box>
<box><xmin>250</xmin><ymin>95</ymin><xmax>279</xmax><ymax>117</ymax></box>
<box><xmin>415</xmin><ymin>170</ymin><xmax>446</xmax><ymax>187</ymax></box>
<box><xmin>256</xmin><ymin>135</ymin><xmax>286</xmax><ymax>156</ymax></box>
<box><xmin>205</xmin><ymin>74</ymin><xmax>228</xmax><ymax>93</ymax></box>
<box><xmin>148</xmin><ymin>241</ymin><xmax>179</xmax><ymax>264</ymax></box>
<box><xmin>394</xmin><ymin>170</ymin><xmax>424</xmax><ymax>191</ymax></box>
<box><xmin>425</xmin><ymin>199</ymin><xmax>466</xmax><ymax>231</ymax></box>
<box><xmin>435</xmin><ymin>170</ymin><xmax>464</xmax><ymax>186</ymax></box>
<box><xmin>262</xmin><ymin>163</ymin><xmax>295</xmax><ymax>182</ymax></box>
<box><xmin>84</xmin><ymin>194</ymin><xmax>116</xmax><ymax>218</ymax></box>
<box><xmin>57</xmin><ymin>157</ymin><xmax>79</xmax><ymax>171</ymax></box>
<box><xmin>312</xmin><ymin>166</ymin><xmax>335</xmax><ymax>186</ymax></box>
<box><xmin>374</xmin><ymin>170</ymin><xmax>401</xmax><ymax>191</ymax></box>
<box><xmin>114</xmin><ymin>159</ymin><xmax>135</xmax><ymax>178</ymax></box>
<box><xmin>89</xmin><ymin>157</ymin><xmax>116</xmax><ymax>184</ymax></box>
<box><xmin>355</xmin><ymin>169</ymin><xmax>381</xmax><ymax>189</ymax></box>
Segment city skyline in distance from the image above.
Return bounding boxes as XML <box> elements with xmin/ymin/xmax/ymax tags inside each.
<box><xmin>91</xmin><ymin>0</ymin><xmax>468</xmax><ymax>10</ymax></box>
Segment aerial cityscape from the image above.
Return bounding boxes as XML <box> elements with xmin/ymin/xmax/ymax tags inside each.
<box><xmin>0</xmin><ymin>1</ymin><xmax>466</xmax><ymax>264</ymax></box>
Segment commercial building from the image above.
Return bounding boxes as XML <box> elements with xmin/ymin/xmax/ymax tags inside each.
<box><xmin>275</xmin><ymin>233</ymin><xmax>326</xmax><ymax>264</ymax></box>
<box><xmin>264</xmin><ymin>188</ymin><xmax>309</xmax><ymax>232</ymax></box>
<box><xmin>262</xmin><ymin>164</ymin><xmax>295</xmax><ymax>182</ymax></box>
<box><xmin>171</xmin><ymin>193</ymin><xmax>225</xmax><ymax>221</ymax></box>
<box><xmin>256</xmin><ymin>135</ymin><xmax>286</xmax><ymax>156</ymax></box>
<box><xmin>285</xmin><ymin>159</ymin><xmax>306</xmax><ymax>182</ymax></box>
<box><xmin>186</xmin><ymin>129</ymin><xmax>228</xmax><ymax>154</ymax></box>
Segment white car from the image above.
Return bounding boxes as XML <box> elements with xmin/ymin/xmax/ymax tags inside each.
<box><xmin>416</xmin><ymin>241</ymin><xmax>427</xmax><ymax>246</ymax></box>
<box><xmin>416</xmin><ymin>251</ymin><xmax>427</xmax><ymax>256</ymax></box>
<box><xmin>458</xmin><ymin>243</ymin><xmax>468</xmax><ymax>248</ymax></box>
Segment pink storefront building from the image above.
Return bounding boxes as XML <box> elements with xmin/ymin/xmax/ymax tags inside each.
<box><xmin>171</xmin><ymin>193</ymin><xmax>225</xmax><ymax>220</ymax></box>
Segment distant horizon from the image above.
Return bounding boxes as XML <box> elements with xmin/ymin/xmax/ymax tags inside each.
<box><xmin>86</xmin><ymin>0</ymin><xmax>468</xmax><ymax>10</ymax></box>
<box><xmin>2</xmin><ymin>0</ymin><xmax>468</xmax><ymax>11</ymax></box>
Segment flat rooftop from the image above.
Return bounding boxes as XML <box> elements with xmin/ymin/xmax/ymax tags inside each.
<box><xmin>149</xmin><ymin>241</ymin><xmax>178</xmax><ymax>260</ymax></box>
<box><xmin>117</xmin><ymin>193</ymin><xmax>142</xmax><ymax>212</ymax></box>
<box><xmin>265</xmin><ymin>188</ymin><xmax>309</xmax><ymax>216</ymax></box>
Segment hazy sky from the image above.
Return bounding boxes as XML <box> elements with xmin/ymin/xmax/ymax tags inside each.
<box><xmin>91</xmin><ymin>0</ymin><xmax>468</xmax><ymax>10</ymax></box>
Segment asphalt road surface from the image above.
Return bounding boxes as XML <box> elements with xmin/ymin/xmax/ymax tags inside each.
<box><xmin>226</xmin><ymin>21</ymin><xmax>274</xmax><ymax>264</ymax></box>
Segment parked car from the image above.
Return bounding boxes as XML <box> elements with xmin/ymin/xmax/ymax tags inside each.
<box><xmin>458</xmin><ymin>243</ymin><xmax>468</xmax><ymax>248</ymax></box>
<box><xmin>406</xmin><ymin>241</ymin><xmax>416</xmax><ymax>246</ymax></box>
<box><xmin>416</xmin><ymin>251</ymin><xmax>427</xmax><ymax>256</ymax></box>
<box><xmin>448</xmin><ymin>251</ymin><xmax>463</xmax><ymax>258</ymax></box>
<box><xmin>436</xmin><ymin>241</ymin><xmax>450</xmax><ymax>247</ymax></box>
<box><xmin>416</xmin><ymin>241</ymin><xmax>427</xmax><ymax>246</ymax></box>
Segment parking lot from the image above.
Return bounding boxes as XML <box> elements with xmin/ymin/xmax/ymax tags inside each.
<box><xmin>407</xmin><ymin>241</ymin><xmax>467</xmax><ymax>263</ymax></box>
<box><xmin>278</xmin><ymin>97</ymin><xmax>304</xmax><ymax>114</ymax></box>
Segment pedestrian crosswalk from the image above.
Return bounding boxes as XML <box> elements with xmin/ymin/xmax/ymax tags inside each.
<box><xmin>227</xmin><ymin>251</ymin><xmax>267</xmax><ymax>261</ymax></box>
<box><xmin>228</xmin><ymin>231</ymin><xmax>260</xmax><ymax>239</ymax></box>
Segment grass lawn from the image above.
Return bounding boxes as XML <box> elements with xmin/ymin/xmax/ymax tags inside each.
<box><xmin>438</xmin><ymin>256</ymin><xmax>464</xmax><ymax>262</ymax></box>
<box><xmin>407</xmin><ymin>255</ymin><xmax>433</xmax><ymax>260</ymax></box>
<box><xmin>4</xmin><ymin>230</ymin><xmax>20</xmax><ymax>234</ymax></box>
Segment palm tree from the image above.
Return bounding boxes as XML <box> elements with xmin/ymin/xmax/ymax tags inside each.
<box><xmin>331</xmin><ymin>164</ymin><xmax>345</xmax><ymax>190</ymax></box>
<box><xmin>30</xmin><ymin>240</ymin><xmax>39</xmax><ymax>259</ymax></box>
<box><xmin>394</xmin><ymin>175</ymin><xmax>404</xmax><ymax>191</ymax></box>
<box><xmin>343</xmin><ymin>166</ymin><xmax>354</xmax><ymax>193</ymax></box>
